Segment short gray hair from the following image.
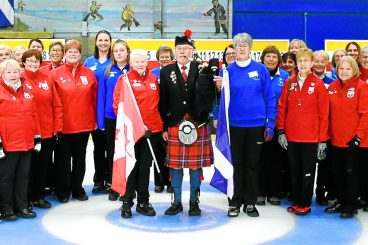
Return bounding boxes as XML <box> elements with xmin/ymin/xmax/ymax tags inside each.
<box><xmin>130</xmin><ymin>49</ymin><xmax>147</xmax><ymax>61</ymax></box>
<box><xmin>233</xmin><ymin>33</ymin><xmax>253</xmax><ymax>49</ymax></box>
<box><xmin>360</xmin><ymin>45</ymin><xmax>368</xmax><ymax>56</ymax></box>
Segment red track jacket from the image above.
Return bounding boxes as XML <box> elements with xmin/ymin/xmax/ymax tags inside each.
<box><xmin>277</xmin><ymin>73</ymin><xmax>329</xmax><ymax>143</ymax></box>
<box><xmin>113</xmin><ymin>68</ymin><xmax>163</xmax><ymax>133</ymax></box>
<box><xmin>22</xmin><ymin>69</ymin><xmax>63</xmax><ymax>139</ymax></box>
<box><xmin>50</xmin><ymin>63</ymin><xmax>97</xmax><ymax>134</ymax></box>
<box><xmin>0</xmin><ymin>78</ymin><xmax>41</xmax><ymax>151</ymax></box>
<box><xmin>328</xmin><ymin>77</ymin><xmax>368</xmax><ymax>147</ymax></box>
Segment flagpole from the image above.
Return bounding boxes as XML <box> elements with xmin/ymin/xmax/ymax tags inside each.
<box><xmin>122</xmin><ymin>73</ymin><xmax>165</xmax><ymax>184</ymax></box>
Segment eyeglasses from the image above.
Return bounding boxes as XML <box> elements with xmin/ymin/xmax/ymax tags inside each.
<box><xmin>26</xmin><ymin>59</ymin><xmax>40</xmax><ymax>64</ymax></box>
<box><xmin>225</xmin><ymin>52</ymin><xmax>236</xmax><ymax>56</ymax></box>
<box><xmin>361</xmin><ymin>55</ymin><xmax>368</xmax><ymax>60</ymax></box>
<box><xmin>235</xmin><ymin>44</ymin><xmax>249</xmax><ymax>49</ymax></box>
<box><xmin>66</xmin><ymin>50</ymin><xmax>80</xmax><ymax>55</ymax></box>
<box><xmin>50</xmin><ymin>49</ymin><xmax>62</xmax><ymax>53</ymax></box>
<box><xmin>176</xmin><ymin>46</ymin><xmax>192</xmax><ymax>52</ymax></box>
<box><xmin>297</xmin><ymin>59</ymin><xmax>311</xmax><ymax>64</ymax></box>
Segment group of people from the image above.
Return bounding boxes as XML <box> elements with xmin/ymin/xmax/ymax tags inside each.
<box><xmin>0</xmin><ymin>31</ymin><xmax>367</xmax><ymax>222</ymax></box>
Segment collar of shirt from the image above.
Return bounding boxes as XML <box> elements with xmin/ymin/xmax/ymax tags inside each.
<box><xmin>177</xmin><ymin>61</ymin><xmax>191</xmax><ymax>76</ymax></box>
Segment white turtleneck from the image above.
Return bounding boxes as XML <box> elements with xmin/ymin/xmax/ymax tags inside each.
<box><xmin>298</xmin><ymin>74</ymin><xmax>307</xmax><ymax>90</ymax></box>
<box><xmin>235</xmin><ymin>57</ymin><xmax>252</xmax><ymax>68</ymax></box>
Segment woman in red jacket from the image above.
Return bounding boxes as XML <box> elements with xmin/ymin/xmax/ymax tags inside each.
<box><xmin>0</xmin><ymin>59</ymin><xmax>41</xmax><ymax>221</ymax></box>
<box><xmin>22</xmin><ymin>49</ymin><xmax>63</xmax><ymax>209</ymax></box>
<box><xmin>277</xmin><ymin>48</ymin><xmax>329</xmax><ymax>215</ymax></box>
<box><xmin>50</xmin><ymin>39</ymin><xmax>98</xmax><ymax>203</ymax></box>
<box><xmin>324</xmin><ymin>55</ymin><xmax>368</xmax><ymax>218</ymax></box>
<box><xmin>113</xmin><ymin>49</ymin><xmax>163</xmax><ymax>218</ymax></box>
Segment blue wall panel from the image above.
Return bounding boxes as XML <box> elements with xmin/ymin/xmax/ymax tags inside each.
<box><xmin>233</xmin><ymin>0</ymin><xmax>368</xmax><ymax>50</ymax></box>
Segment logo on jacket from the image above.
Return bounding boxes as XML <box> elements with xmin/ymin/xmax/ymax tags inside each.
<box><xmin>347</xmin><ymin>88</ymin><xmax>355</xmax><ymax>98</ymax></box>
<box><xmin>278</xmin><ymin>78</ymin><xmax>284</xmax><ymax>86</ymax></box>
<box><xmin>80</xmin><ymin>76</ymin><xmax>88</xmax><ymax>85</ymax></box>
<box><xmin>308</xmin><ymin>86</ymin><xmax>315</xmax><ymax>94</ymax></box>
<box><xmin>24</xmin><ymin>90</ymin><xmax>31</xmax><ymax>99</ymax></box>
<box><xmin>26</xmin><ymin>83</ymin><xmax>32</xmax><ymax>89</ymax></box>
<box><xmin>39</xmin><ymin>81</ymin><xmax>49</xmax><ymax>90</ymax></box>
<box><xmin>150</xmin><ymin>83</ymin><xmax>157</xmax><ymax>90</ymax></box>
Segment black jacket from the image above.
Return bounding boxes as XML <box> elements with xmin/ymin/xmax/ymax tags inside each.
<box><xmin>159</xmin><ymin>61</ymin><xmax>215</xmax><ymax>131</ymax></box>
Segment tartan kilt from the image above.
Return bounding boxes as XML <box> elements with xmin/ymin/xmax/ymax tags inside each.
<box><xmin>165</xmin><ymin>123</ymin><xmax>214</xmax><ymax>169</ymax></box>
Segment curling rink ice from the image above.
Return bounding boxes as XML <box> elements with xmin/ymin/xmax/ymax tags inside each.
<box><xmin>1</xmin><ymin>139</ymin><xmax>368</xmax><ymax>245</ymax></box>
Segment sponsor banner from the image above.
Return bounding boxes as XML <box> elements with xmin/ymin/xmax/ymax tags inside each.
<box><xmin>124</xmin><ymin>39</ymin><xmax>289</xmax><ymax>62</ymax></box>
<box><xmin>0</xmin><ymin>38</ymin><xmax>65</xmax><ymax>61</ymax></box>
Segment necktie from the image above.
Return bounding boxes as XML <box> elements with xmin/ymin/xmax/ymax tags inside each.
<box><xmin>181</xmin><ymin>65</ymin><xmax>188</xmax><ymax>81</ymax></box>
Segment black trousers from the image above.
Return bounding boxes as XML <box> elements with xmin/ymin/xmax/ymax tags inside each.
<box><xmin>29</xmin><ymin>137</ymin><xmax>55</xmax><ymax>200</ymax></box>
<box><xmin>104</xmin><ymin>118</ymin><xmax>116</xmax><ymax>185</ymax></box>
<box><xmin>258</xmin><ymin>134</ymin><xmax>285</xmax><ymax>197</ymax></box>
<box><xmin>315</xmin><ymin>141</ymin><xmax>335</xmax><ymax>199</ymax></box>
<box><xmin>229</xmin><ymin>126</ymin><xmax>264</xmax><ymax>207</ymax></box>
<box><xmin>358</xmin><ymin>148</ymin><xmax>368</xmax><ymax>201</ymax></box>
<box><xmin>153</xmin><ymin>134</ymin><xmax>171</xmax><ymax>188</ymax></box>
<box><xmin>91</xmin><ymin>129</ymin><xmax>108</xmax><ymax>187</ymax></box>
<box><xmin>122</xmin><ymin>136</ymin><xmax>156</xmax><ymax>204</ymax></box>
<box><xmin>0</xmin><ymin>150</ymin><xmax>32</xmax><ymax>212</ymax></box>
<box><xmin>54</xmin><ymin>132</ymin><xmax>90</xmax><ymax>199</ymax></box>
<box><xmin>331</xmin><ymin>146</ymin><xmax>359</xmax><ymax>208</ymax></box>
<box><xmin>287</xmin><ymin>142</ymin><xmax>317</xmax><ymax>207</ymax></box>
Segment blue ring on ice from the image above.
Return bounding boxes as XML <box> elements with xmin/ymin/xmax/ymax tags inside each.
<box><xmin>107</xmin><ymin>203</ymin><xmax>229</xmax><ymax>233</ymax></box>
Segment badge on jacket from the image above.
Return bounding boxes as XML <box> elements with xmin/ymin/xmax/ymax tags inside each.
<box><xmin>170</xmin><ymin>71</ymin><xmax>177</xmax><ymax>84</ymax></box>
<box><xmin>39</xmin><ymin>81</ymin><xmax>49</xmax><ymax>90</ymax></box>
<box><xmin>150</xmin><ymin>83</ymin><xmax>157</xmax><ymax>90</ymax></box>
<box><xmin>308</xmin><ymin>86</ymin><xmax>315</xmax><ymax>94</ymax></box>
<box><xmin>248</xmin><ymin>70</ymin><xmax>260</xmax><ymax>80</ymax></box>
<box><xmin>24</xmin><ymin>90</ymin><xmax>31</xmax><ymax>99</ymax></box>
<box><xmin>80</xmin><ymin>76</ymin><xmax>88</xmax><ymax>85</ymax></box>
<box><xmin>347</xmin><ymin>88</ymin><xmax>355</xmax><ymax>98</ymax></box>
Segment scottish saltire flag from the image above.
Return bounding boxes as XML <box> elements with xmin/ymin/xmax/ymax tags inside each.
<box><xmin>0</xmin><ymin>0</ymin><xmax>14</xmax><ymax>27</ymax></box>
<box><xmin>210</xmin><ymin>65</ymin><xmax>234</xmax><ymax>198</ymax></box>
<box><xmin>112</xmin><ymin>75</ymin><xmax>146</xmax><ymax>196</ymax></box>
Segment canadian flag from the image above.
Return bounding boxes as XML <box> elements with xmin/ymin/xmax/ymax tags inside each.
<box><xmin>112</xmin><ymin>75</ymin><xmax>146</xmax><ymax>196</ymax></box>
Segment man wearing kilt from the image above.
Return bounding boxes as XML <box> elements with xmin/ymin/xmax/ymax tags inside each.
<box><xmin>159</xmin><ymin>30</ymin><xmax>214</xmax><ymax>216</ymax></box>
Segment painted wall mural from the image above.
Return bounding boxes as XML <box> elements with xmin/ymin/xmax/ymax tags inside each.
<box><xmin>13</xmin><ymin>0</ymin><xmax>229</xmax><ymax>38</ymax></box>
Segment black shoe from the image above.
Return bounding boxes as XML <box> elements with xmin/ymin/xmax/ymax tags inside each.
<box><xmin>256</xmin><ymin>197</ymin><xmax>266</xmax><ymax>206</ymax></box>
<box><xmin>108</xmin><ymin>191</ymin><xmax>119</xmax><ymax>201</ymax></box>
<box><xmin>15</xmin><ymin>208</ymin><xmax>37</xmax><ymax>218</ymax></box>
<box><xmin>32</xmin><ymin>198</ymin><xmax>52</xmax><ymax>209</ymax></box>
<box><xmin>267</xmin><ymin>197</ymin><xmax>281</xmax><ymax>205</ymax></box>
<box><xmin>154</xmin><ymin>186</ymin><xmax>164</xmax><ymax>193</ymax></box>
<box><xmin>228</xmin><ymin>206</ymin><xmax>240</xmax><ymax>217</ymax></box>
<box><xmin>73</xmin><ymin>193</ymin><xmax>88</xmax><ymax>201</ymax></box>
<box><xmin>136</xmin><ymin>203</ymin><xmax>156</xmax><ymax>216</ymax></box>
<box><xmin>188</xmin><ymin>201</ymin><xmax>201</xmax><ymax>216</ymax></box>
<box><xmin>164</xmin><ymin>202</ymin><xmax>183</xmax><ymax>215</ymax></box>
<box><xmin>166</xmin><ymin>186</ymin><xmax>173</xmax><ymax>193</ymax></box>
<box><xmin>57</xmin><ymin>195</ymin><xmax>69</xmax><ymax>203</ymax></box>
<box><xmin>340</xmin><ymin>207</ymin><xmax>357</xmax><ymax>218</ymax></box>
<box><xmin>2</xmin><ymin>211</ymin><xmax>17</xmax><ymax>221</ymax></box>
<box><xmin>92</xmin><ymin>184</ymin><xmax>105</xmax><ymax>193</ymax></box>
<box><xmin>244</xmin><ymin>205</ymin><xmax>259</xmax><ymax>217</ymax></box>
<box><xmin>325</xmin><ymin>202</ymin><xmax>343</xmax><ymax>213</ymax></box>
<box><xmin>316</xmin><ymin>195</ymin><xmax>329</xmax><ymax>206</ymax></box>
<box><xmin>120</xmin><ymin>202</ymin><xmax>132</xmax><ymax>218</ymax></box>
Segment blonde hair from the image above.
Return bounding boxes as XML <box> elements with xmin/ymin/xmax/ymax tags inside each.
<box><xmin>336</xmin><ymin>55</ymin><xmax>360</xmax><ymax>79</ymax></box>
<box><xmin>0</xmin><ymin>59</ymin><xmax>21</xmax><ymax>74</ymax></box>
<box><xmin>313</xmin><ymin>50</ymin><xmax>330</xmax><ymax>62</ymax></box>
<box><xmin>296</xmin><ymin>48</ymin><xmax>314</xmax><ymax>61</ymax></box>
<box><xmin>289</xmin><ymin>39</ymin><xmax>307</xmax><ymax>51</ymax></box>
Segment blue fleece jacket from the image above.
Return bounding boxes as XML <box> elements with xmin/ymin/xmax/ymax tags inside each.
<box><xmin>97</xmin><ymin>64</ymin><xmax>130</xmax><ymax>129</ymax></box>
<box><xmin>227</xmin><ymin>60</ymin><xmax>276</xmax><ymax>129</ymax></box>
<box><xmin>84</xmin><ymin>56</ymin><xmax>112</xmax><ymax>82</ymax></box>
